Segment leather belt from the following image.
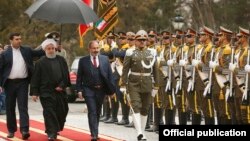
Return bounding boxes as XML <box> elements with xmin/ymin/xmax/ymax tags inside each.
<box><xmin>7</xmin><ymin>78</ymin><xmax>27</xmax><ymax>83</ymax></box>
<box><xmin>130</xmin><ymin>72</ymin><xmax>151</xmax><ymax>76</ymax></box>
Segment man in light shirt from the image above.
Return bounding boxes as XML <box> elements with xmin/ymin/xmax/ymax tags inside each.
<box><xmin>0</xmin><ymin>32</ymin><xmax>44</xmax><ymax>139</ymax></box>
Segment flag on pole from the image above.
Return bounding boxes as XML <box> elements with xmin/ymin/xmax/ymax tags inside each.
<box><xmin>79</xmin><ymin>0</ymin><xmax>94</xmax><ymax>48</ymax></box>
<box><xmin>94</xmin><ymin>0</ymin><xmax>118</xmax><ymax>39</ymax></box>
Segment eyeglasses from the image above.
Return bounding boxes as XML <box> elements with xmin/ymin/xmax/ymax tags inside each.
<box><xmin>137</xmin><ymin>39</ymin><xmax>147</xmax><ymax>42</ymax></box>
<box><xmin>148</xmin><ymin>35</ymin><xmax>155</xmax><ymax>38</ymax></box>
<box><xmin>128</xmin><ymin>38</ymin><xmax>134</xmax><ymax>41</ymax></box>
<box><xmin>176</xmin><ymin>35</ymin><xmax>182</xmax><ymax>39</ymax></box>
<box><xmin>163</xmin><ymin>36</ymin><xmax>170</xmax><ymax>40</ymax></box>
<box><xmin>185</xmin><ymin>35</ymin><xmax>193</xmax><ymax>38</ymax></box>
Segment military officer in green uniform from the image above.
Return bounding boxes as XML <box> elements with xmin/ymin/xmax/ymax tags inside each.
<box><xmin>120</xmin><ymin>30</ymin><xmax>159</xmax><ymax>140</ymax></box>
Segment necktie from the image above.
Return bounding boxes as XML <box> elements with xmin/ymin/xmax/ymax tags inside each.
<box><xmin>93</xmin><ymin>56</ymin><xmax>97</xmax><ymax>68</ymax></box>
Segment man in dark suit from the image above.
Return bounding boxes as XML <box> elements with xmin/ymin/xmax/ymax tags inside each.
<box><xmin>0</xmin><ymin>32</ymin><xmax>44</xmax><ymax>139</ymax></box>
<box><xmin>76</xmin><ymin>40</ymin><xmax>115</xmax><ymax>141</ymax></box>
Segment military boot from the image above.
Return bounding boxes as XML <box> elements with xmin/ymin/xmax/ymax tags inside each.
<box><xmin>100</xmin><ymin>97</ymin><xmax>111</xmax><ymax>122</ymax></box>
<box><xmin>204</xmin><ymin>117</ymin><xmax>215</xmax><ymax>125</ymax></box>
<box><xmin>104</xmin><ymin>99</ymin><xmax>119</xmax><ymax>123</ymax></box>
<box><xmin>117</xmin><ymin>99</ymin><xmax>130</xmax><ymax>125</ymax></box>
<box><xmin>192</xmin><ymin>113</ymin><xmax>201</xmax><ymax>125</ymax></box>
<box><xmin>165</xmin><ymin>109</ymin><xmax>175</xmax><ymax>125</ymax></box>
<box><xmin>125</xmin><ymin>121</ymin><xmax>134</xmax><ymax>128</ymax></box>
<box><xmin>178</xmin><ymin>112</ymin><xmax>187</xmax><ymax>125</ymax></box>
<box><xmin>146</xmin><ymin>108</ymin><xmax>161</xmax><ymax>132</ymax></box>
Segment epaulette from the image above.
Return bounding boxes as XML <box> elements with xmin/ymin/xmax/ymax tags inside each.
<box><xmin>156</xmin><ymin>45</ymin><xmax>163</xmax><ymax>54</ymax></box>
<box><xmin>242</xmin><ymin>47</ymin><xmax>248</xmax><ymax>57</ymax></box>
<box><xmin>171</xmin><ymin>46</ymin><xmax>177</xmax><ymax>52</ymax></box>
<box><xmin>183</xmin><ymin>45</ymin><xmax>189</xmax><ymax>52</ymax></box>
<box><xmin>196</xmin><ymin>44</ymin><xmax>203</xmax><ymax>50</ymax></box>
<box><xmin>102</xmin><ymin>44</ymin><xmax>110</xmax><ymax>52</ymax></box>
<box><xmin>121</xmin><ymin>44</ymin><xmax>130</xmax><ymax>50</ymax></box>
<box><xmin>223</xmin><ymin>44</ymin><xmax>231</xmax><ymax>55</ymax></box>
<box><xmin>204</xmin><ymin>42</ymin><xmax>212</xmax><ymax>53</ymax></box>
<box><xmin>125</xmin><ymin>48</ymin><xmax>136</xmax><ymax>56</ymax></box>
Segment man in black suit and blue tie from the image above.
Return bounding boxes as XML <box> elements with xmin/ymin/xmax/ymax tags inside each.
<box><xmin>76</xmin><ymin>40</ymin><xmax>115</xmax><ymax>141</ymax></box>
<box><xmin>0</xmin><ymin>32</ymin><xmax>44</xmax><ymax>139</ymax></box>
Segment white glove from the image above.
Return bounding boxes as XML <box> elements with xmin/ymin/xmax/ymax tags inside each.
<box><xmin>120</xmin><ymin>87</ymin><xmax>126</xmax><ymax>94</ymax></box>
<box><xmin>165</xmin><ymin>80</ymin><xmax>171</xmax><ymax>92</ymax></box>
<box><xmin>229</xmin><ymin>63</ymin><xmax>236</xmax><ymax>72</ymax></box>
<box><xmin>203</xmin><ymin>82</ymin><xmax>210</xmax><ymax>97</ymax></box>
<box><xmin>151</xmin><ymin>89</ymin><xmax>158</xmax><ymax>97</ymax></box>
<box><xmin>175</xmin><ymin>80</ymin><xmax>180</xmax><ymax>94</ymax></box>
<box><xmin>209</xmin><ymin>61</ymin><xmax>218</xmax><ymax>69</ymax></box>
<box><xmin>244</xmin><ymin>64</ymin><xmax>250</xmax><ymax>73</ymax></box>
<box><xmin>167</xmin><ymin>59</ymin><xmax>174</xmax><ymax>66</ymax></box>
<box><xmin>187</xmin><ymin>79</ymin><xmax>194</xmax><ymax>92</ymax></box>
<box><xmin>179</xmin><ymin>59</ymin><xmax>187</xmax><ymax>67</ymax></box>
<box><xmin>192</xmin><ymin>59</ymin><xmax>200</xmax><ymax>67</ymax></box>
<box><xmin>225</xmin><ymin>88</ymin><xmax>230</xmax><ymax>101</ymax></box>
<box><xmin>111</xmin><ymin>41</ymin><xmax>118</xmax><ymax>50</ymax></box>
<box><xmin>242</xmin><ymin>89</ymin><xmax>248</xmax><ymax>102</ymax></box>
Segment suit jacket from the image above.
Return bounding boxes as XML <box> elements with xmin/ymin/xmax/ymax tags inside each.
<box><xmin>76</xmin><ymin>54</ymin><xmax>115</xmax><ymax>95</ymax></box>
<box><xmin>0</xmin><ymin>45</ymin><xmax>45</xmax><ymax>87</ymax></box>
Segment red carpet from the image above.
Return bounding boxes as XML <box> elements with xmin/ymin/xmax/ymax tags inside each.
<box><xmin>0</xmin><ymin>119</ymin><xmax>123</xmax><ymax>141</ymax></box>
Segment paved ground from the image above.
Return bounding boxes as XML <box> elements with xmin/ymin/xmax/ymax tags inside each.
<box><xmin>0</xmin><ymin>98</ymin><xmax>159</xmax><ymax>141</ymax></box>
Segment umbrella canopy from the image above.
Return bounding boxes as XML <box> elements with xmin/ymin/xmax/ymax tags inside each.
<box><xmin>25</xmin><ymin>0</ymin><xmax>99</xmax><ymax>24</ymax></box>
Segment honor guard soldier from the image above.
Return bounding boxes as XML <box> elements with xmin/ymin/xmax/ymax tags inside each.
<box><xmin>147</xmin><ymin>30</ymin><xmax>157</xmax><ymax>49</ymax></box>
<box><xmin>168</xmin><ymin>29</ymin><xmax>188</xmax><ymax>125</ymax></box>
<box><xmin>209</xmin><ymin>26</ymin><xmax>232</xmax><ymax>124</ymax></box>
<box><xmin>120</xmin><ymin>30</ymin><xmax>159</xmax><ymax>140</ymax></box>
<box><xmin>192</xmin><ymin>26</ymin><xmax>215</xmax><ymax>125</ymax></box>
<box><xmin>183</xmin><ymin>28</ymin><xmax>203</xmax><ymax>125</ymax></box>
<box><xmin>110</xmin><ymin>31</ymin><xmax>130</xmax><ymax>125</ymax></box>
<box><xmin>229</xmin><ymin>27</ymin><xmax>250</xmax><ymax>124</ymax></box>
<box><xmin>99</xmin><ymin>31</ymin><xmax>118</xmax><ymax>123</ymax></box>
<box><xmin>158</xmin><ymin>31</ymin><xmax>177</xmax><ymax>125</ymax></box>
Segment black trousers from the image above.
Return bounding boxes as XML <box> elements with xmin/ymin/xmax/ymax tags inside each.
<box><xmin>84</xmin><ymin>87</ymin><xmax>105</xmax><ymax>137</ymax></box>
<box><xmin>5</xmin><ymin>79</ymin><xmax>29</xmax><ymax>133</ymax></box>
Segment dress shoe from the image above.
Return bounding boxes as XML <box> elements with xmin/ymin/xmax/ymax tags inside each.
<box><xmin>7</xmin><ymin>132</ymin><xmax>14</xmax><ymax>138</ymax></box>
<box><xmin>104</xmin><ymin>118</ymin><xmax>118</xmax><ymax>123</ymax></box>
<box><xmin>22</xmin><ymin>131</ymin><xmax>30</xmax><ymax>140</ymax></box>
<box><xmin>116</xmin><ymin>119</ymin><xmax>129</xmax><ymax>125</ymax></box>
<box><xmin>91</xmin><ymin>135</ymin><xmax>99</xmax><ymax>141</ymax></box>
<box><xmin>99</xmin><ymin>116</ymin><xmax>109</xmax><ymax>122</ymax></box>
<box><xmin>125</xmin><ymin>121</ymin><xmax>134</xmax><ymax>128</ymax></box>
<box><xmin>48</xmin><ymin>137</ymin><xmax>56</xmax><ymax>141</ymax></box>
<box><xmin>145</xmin><ymin>126</ymin><xmax>158</xmax><ymax>132</ymax></box>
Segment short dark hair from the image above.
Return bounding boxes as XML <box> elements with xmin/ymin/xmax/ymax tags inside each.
<box><xmin>9</xmin><ymin>32</ymin><xmax>21</xmax><ymax>40</ymax></box>
<box><xmin>88</xmin><ymin>40</ymin><xmax>98</xmax><ymax>48</ymax></box>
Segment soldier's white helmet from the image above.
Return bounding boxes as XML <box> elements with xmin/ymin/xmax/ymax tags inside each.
<box><xmin>135</xmin><ymin>30</ymin><xmax>148</xmax><ymax>40</ymax></box>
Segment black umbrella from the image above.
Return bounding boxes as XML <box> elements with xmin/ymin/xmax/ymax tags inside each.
<box><xmin>25</xmin><ymin>0</ymin><xmax>98</xmax><ymax>24</ymax></box>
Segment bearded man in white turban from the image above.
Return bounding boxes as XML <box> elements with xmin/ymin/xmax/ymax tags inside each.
<box><xmin>30</xmin><ymin>39</ymin><xmax>71</xmax><ymax>141</ymax></box>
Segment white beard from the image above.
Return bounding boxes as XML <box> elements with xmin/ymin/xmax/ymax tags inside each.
<box><xmin>46</xmin><ymin>53</ymin><xmax>56</xmax><ymax>58</ymax></box>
